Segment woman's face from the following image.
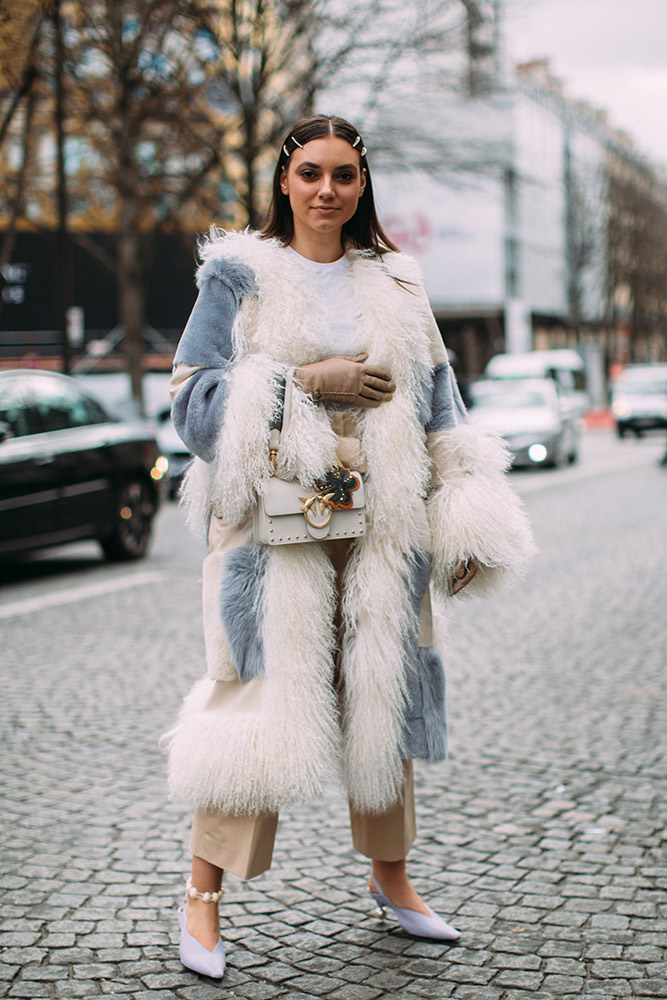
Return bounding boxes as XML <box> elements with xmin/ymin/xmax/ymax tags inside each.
<box><xmin>280</xmin><ymin>136</ymin><xmax>366</xmax><ymax>243</ymax></box>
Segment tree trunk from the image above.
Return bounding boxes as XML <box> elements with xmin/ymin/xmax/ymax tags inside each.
<box><xmin>53</xmin><ymin>0</ymin><xmax>73</xmax><ymax>374</ymax></box>
<box><xmin>117</xmin><ymin>214</ymin><xmax>146</xmax><ymax>416</ymax></box>
<box><xmin>111</xmin><ymin>0</ymin><xmax>145</xmax><ymax>414</ymax></box>
<box><xmin>242</xmin><ymin>120</ymin><xmax>259</xmax><ymax>228</ymax></box>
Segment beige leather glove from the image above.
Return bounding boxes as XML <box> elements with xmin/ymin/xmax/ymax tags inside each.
<box><xmin>449</xmin><ymin>559</ymin><xmax>478</xmax><ymax>595</ymax></box>
<box><xmin>295</xmin><ymin>354</ymin><xmax>395</xmax><ymax>408</ymax></box>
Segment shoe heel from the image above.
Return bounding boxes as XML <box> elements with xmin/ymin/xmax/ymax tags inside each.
<box><xmin>367</xmin><ymin>875</ymin><xmax>461</xmax><ymax>942</ymax></box>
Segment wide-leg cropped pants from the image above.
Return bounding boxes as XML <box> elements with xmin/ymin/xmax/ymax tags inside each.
<box><xmin>189</xmin><ymin>760</ymin><xmax>416</xmax><ymax>880</ymax></box>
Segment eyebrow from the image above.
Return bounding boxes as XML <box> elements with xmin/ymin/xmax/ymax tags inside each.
<box><xmin>297</xmin><ymin>161</ymin><xmax>359</xmax><ymax>170</ymax></box>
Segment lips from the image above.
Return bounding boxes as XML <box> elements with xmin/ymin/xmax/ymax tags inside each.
<box><xmin>312</xmin><ymin>206</ymin><xmax>339</xmax><ymax>214</ymax></box>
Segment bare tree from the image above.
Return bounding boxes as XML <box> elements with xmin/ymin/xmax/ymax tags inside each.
<box><xmin>200</xmin><ymin>0</ymin><xmax>503</xmax><ymax>223</ymax></box>
<box><xmin>606</xmin><ymin>149</ymin><xmax>667</xmax><ymax>362</ymax></box>
<box><xmin>52</xmin><ymin>0</ymin><xmax>238</xmax><ymax>405</ymax></box>
<box><xmin>564</xmin><ymin>134</ymin><xmax>608</xmax><ymax>339</ymax></box>
<box><xmin>200</xmin><ymin>0</ymin><xmax>465</xmax><ymax>225</ymax></box>
<box><xmin>1</xmin><ymin>0</ymin><xmax>497</xmax><ymax>402</ymax></box>
<box><xmin>0</xmin><ymin>0</ymin><xmax>47</xmax><ymax>309</ymax></box>
<box><xmin>327</xmin><ymin>0</ymin><xmax>510</xmax><ymax>179</ymax></box>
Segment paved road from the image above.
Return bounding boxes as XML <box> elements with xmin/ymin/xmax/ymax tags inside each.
<box><xmin>1</xmin><ymin>430</ymin><xmax>666</xmax><ymax>999</ymax></box>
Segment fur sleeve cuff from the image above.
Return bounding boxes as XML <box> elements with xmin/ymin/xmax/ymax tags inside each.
<box><xmin>427</xmin><ymin>425</ymin><xmax>536</xmax><ymax>598</ymax></box>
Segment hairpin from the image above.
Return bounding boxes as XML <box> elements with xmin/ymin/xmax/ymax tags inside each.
<box><xmin>352</xmin><ymin>135</ymin><xmax>367</xmax><ymax>156</ymax></box>
<box><xmin>283</xmin><ymin>135</ymin><xmax>304</xmax><ymax>157</ymax></box>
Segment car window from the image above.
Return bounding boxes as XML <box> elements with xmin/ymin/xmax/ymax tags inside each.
<box><xmin>0</xmin><ymin>377</ymin><xmax>30</xmax><ymax>438</ymax></box>
<box><xmin>553</xmin><ymin>370</ymin><xmax>575</xmax><ymax>391</ymax></box>
<box><xmin>25</xmin><ymin>377</ymin><xmax>110</xmax><ymax>433</ymax></box>
<box><xmin>617</xmin><ymin>377</ymin><xmax>667</xmax><ymax>395</ymax></box>
<box><xmin>77</xmin><ymin>394</ymin><xmax>110</xmax><ymax>424</ymax></box>
<box><xmin>471</xmin><ymin>385</ymin><xmax>549</xmax><ymax>408</ymax></box>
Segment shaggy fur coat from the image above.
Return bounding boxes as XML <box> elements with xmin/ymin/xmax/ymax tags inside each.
<box><xmin>165</xmin><ymin>230</ymin><xmax>535</xmax><ymax>816</ymax></box>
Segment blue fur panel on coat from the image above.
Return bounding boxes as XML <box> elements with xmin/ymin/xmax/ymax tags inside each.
<box><xmin>171</xmin><ymin>368</ymin><xmax>231</xmax><ymax>463</ymax></box>
<box><xmin>401</xmin><ymin>550</ymin><xmax>448</xmax><ymax>761</ymax></box>
<box><xmin>171</xmin><ymin>258</ymin><xmax>259</xmax><ymax>462</ymax></box>
<box><xmin>424</xmin><ymin>361</ymin><xmax>468</xmax><ymax>434</ymax></box>
<box><xmin>175</xmin><ymin>257</ymin><xmax>257</xmax><ymax>369</ymax></box>
<box><xmin>403</xmin><ymin>647</ymin><xmax>448</xmax><ymax>761</ymax></box>
<box><xmin>219</xmin><ymin>543</ymin><xmax>267</xmax><ymax>680</ymax></box>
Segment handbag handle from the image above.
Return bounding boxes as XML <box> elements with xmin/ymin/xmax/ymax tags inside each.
<box><xmin>268</xmin><ymin>369</ymin><xmax>294</xmax><ymax>474</ymax></box>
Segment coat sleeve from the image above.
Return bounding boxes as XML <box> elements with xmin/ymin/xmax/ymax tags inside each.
<box><xmin>170</xmin><ymin>256</ymin><xmax>260</xmax><ymax>463</ymax></box>
<box><xmin>422</xmin><ymin>312</ymin><xmax>536</xmax><ymax>599</ymax></box>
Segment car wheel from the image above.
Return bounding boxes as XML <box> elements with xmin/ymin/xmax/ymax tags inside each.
<box><xmin>100</xmin><ymin>480</ymin><xmax>155</xmax><ymax>561</ymax></box>
<box><xmin>566</xmin><ymin>428</ymin><xmax>579</xmax><ymax>464</ymax></box>
<box><xmin>548</xmin><ymin>433</ymin><xmax>568</xmax><ymax>469</ymax></box>
<box><xmin>617</xmin><ymin>423</ymin><xmax>626</xmax><ymax>439</ymax></box>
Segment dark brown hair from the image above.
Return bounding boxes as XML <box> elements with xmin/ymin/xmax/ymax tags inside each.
<box><xmin>260</xmin><ymin>114</ymin><xmax>398</xmax><ymax>255</ymax></box>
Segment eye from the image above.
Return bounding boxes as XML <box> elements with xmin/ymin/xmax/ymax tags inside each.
<box><xmin>299</xmin><ymin>169</ymin><xmax>318</xmax><ymax>179</ymax></box>
<box><xmin>337</xmin><ymin>172</ymin><xmax>355</xmax><ymax>182</ymax></box>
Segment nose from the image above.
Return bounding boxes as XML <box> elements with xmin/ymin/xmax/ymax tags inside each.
<box><xmin>318</xmin><ymin>174</ymin><xmax>335</xmax><ymax>199</ymax></box>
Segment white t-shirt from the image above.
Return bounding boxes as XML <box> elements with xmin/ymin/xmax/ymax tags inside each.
<box><xmin>285</xmin><ymin>246</ymin><xmax>366</xmax><ymax>357</ymax></box>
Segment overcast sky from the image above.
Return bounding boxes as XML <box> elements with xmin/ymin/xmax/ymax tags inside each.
<box><xmin>506</xmin><ymin>0</ymin><xmax>667</xmax><ymax>168</ymax></box>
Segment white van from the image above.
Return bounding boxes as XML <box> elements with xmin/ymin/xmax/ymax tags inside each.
<box><xmin>483</xmin><ymin>350</ymin><xmax>589</xmax><ymax>419</ymax></box>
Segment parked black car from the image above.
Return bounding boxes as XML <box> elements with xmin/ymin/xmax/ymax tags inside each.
<box><xmin>0</xmin><ymin>369</ymin><xmax>165</xmax><ymax>561</ymax></box>
<box><xmin>75</xmin><ymin>372</ymin><xmax>192</xmax><ymax>499</ymax></box>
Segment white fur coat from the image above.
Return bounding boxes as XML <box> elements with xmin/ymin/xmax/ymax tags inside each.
<box><xmin>165</xmin><ymin>231</ymin><xmax>535</xmax><ymax>816</ymax></box>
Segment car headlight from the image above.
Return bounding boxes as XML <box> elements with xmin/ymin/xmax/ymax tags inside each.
<box><xmin>528</xmin><ymin>444</ymin><xmax>548</xmax><ymax>463</ymax></box>
<box><xmin>611</xmin><ymin>399</ymin><xmax>631</xmax><ymax>418</ymax></box>
<box><xmin>151</xmin><ymin>455</ymin><xmax>169</xmax><ymax>480</ymax></box>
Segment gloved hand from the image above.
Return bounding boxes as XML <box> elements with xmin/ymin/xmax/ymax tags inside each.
<box><xmin>295</xmin><ymin>354</ymin><xmax>395</xmax><ymax>408</ymax></box>
<box><xmin>449</xmin><ymin>558</ymin><xmax>478</xmax><ymax>595</ymax></box>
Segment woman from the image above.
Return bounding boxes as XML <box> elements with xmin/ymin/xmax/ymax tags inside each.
<box><xmin>166</xmin><ymin>113</ymin><xmax>534</xmax><ymax>979</ymax></box>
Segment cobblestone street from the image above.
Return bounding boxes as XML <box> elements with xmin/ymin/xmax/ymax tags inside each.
<box><xmin>2</xmin><ymin>431</ymin><xmax>666</xmax><ymax>999</ymax></box>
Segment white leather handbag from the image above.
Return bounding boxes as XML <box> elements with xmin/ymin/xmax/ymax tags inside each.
<box><xmin>252</xmin><ymin>375</ymin><xmax>366</xmax><ymax>546</ymax></box>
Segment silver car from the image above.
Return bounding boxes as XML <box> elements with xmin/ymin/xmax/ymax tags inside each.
<box><xmin>610</xmin><ymin>364</ymin><xmax>667</xmax><ymax>438</ymax></box>
<box><xmin>469</xmin><ymin>378</ymin><xmax>579</xmax><ymax>468</ymax></box>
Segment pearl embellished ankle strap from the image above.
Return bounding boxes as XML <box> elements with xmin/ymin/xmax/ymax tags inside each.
<box><xmin>185</xmin><ymin>877</ymin><xmax>224</xmax><ymax>903</ymax></box>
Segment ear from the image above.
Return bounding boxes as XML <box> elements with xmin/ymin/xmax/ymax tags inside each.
<box><xmin>359</xmin><ymin>167</ymin><xmax>367</xmax><ymax>198</ymax></box>
<box><xmin>280</xmin><ymin>166</ymin><xmax>289</xmax><ymax>196</ymax></box>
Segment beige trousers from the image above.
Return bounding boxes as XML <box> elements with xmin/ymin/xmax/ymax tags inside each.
<box><xmin>190</xmin><ymin>760</ymin><xmax>416</xmax><ymax>879</ymax></box>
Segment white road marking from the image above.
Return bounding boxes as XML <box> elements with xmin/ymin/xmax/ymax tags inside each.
<box><xmin>0</xmin><ymin>571</ymin><xmax>165</xmax><ymax>620</ymax></box>
<box><xmin>514</xmin><ymin>445</ymin><xmax>664</xmax><ymax>494</ymax></box>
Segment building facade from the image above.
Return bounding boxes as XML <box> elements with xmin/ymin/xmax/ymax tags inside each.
<box><xmin>372</xmin><ymin>37</ymin><xmax>667</xmax><ymax>388</ymax></box>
